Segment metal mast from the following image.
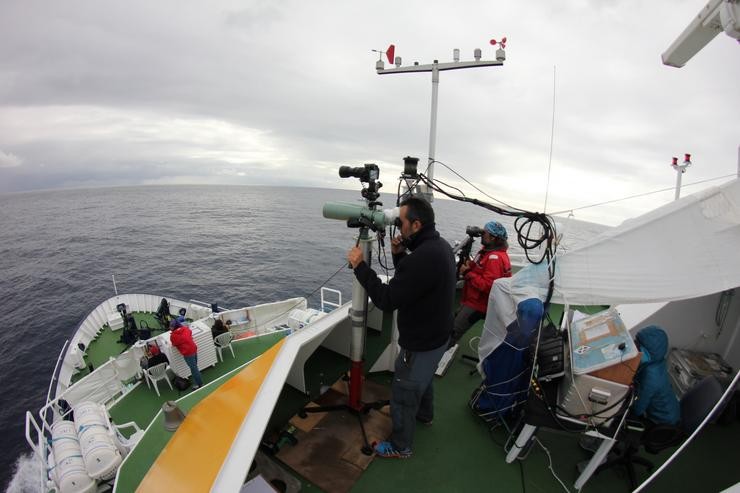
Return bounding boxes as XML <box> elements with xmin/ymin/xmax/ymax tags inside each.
<box><xmin>376</xmin><ymin>40</ymin><xmax>507</xmax><ymax>200</ymax></box>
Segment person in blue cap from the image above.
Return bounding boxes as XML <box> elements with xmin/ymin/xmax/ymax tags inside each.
<box><xmin>448</xmin><ymin>220</ymin><xmax>512</xmax><ymax>348</ymax></box>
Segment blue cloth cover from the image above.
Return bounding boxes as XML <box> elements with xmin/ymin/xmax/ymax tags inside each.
<box><xmin>473</xmin><ymin>298</ymin><xmax>544</xmax><ymax>418</ymax></box>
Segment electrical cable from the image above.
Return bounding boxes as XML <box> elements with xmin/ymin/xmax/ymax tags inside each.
<box><xmin>430</xmin><ymin>159</ymin><xmax>520</xmax><ymax>210</ymax></box>
<box><xmin>543</xmin><ymin>65</ymin><xmax>556</xmax><ymax>214</ymax></box>
<box><xmin>250</xmin><ymin>260</ymin><xmax>351</xmax><ymax>331</ymax></box>
<box><xmin>375</xmin><ymin>230</ymin><xmax>394</xmax><ymax>277</ymax></box>
<box><xmin>549</xmin><ymin>173</ymin><xmax>737</xmax><ymax>216</ymax></box>
<box><xmin>398</xmin><ymin>159</ymin><xmax>558</xmax><ymax>305</ymax></box>
<box><xmin>518</xmin><ymin>458</ymin><xmax>527</xmax><ymax>493</ymax></box>
<box><xmin>417</xmin><ymin>173</ymin><xmax>557</xmax><ymax>281</ymax></box>
<box><xmin>534</xmin><ymin>437</ymin><xmax>572</xmax><ymax>493</ymax></box>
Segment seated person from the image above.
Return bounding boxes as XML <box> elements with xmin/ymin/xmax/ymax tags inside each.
<box><xmin>155</xmin><ymin>298</ymin><xmax>172</xmax><ymax>328</ymax></box>
<box><xmin>449</xmin><ymin>220</ymin><xmax>512</xmax><ymax>348</ymax></box>
<box><xmin>632</xmin><ymin>325</ymin><xmax>680</xmax><ymax>426</ymax></box>
<box><xmin>581</xmin><ymin>325</ymin><xmax>681</xmax><ymax>454</ymax></box>
<box><xmin>140</xmin><ymin>343</ymin><xmax>169</xmax><ymax>370</ymax></box>
<box><xmin>211</xmin><ymin>319</ymin><xmax>229</xmax><ymax>339</ymax></box>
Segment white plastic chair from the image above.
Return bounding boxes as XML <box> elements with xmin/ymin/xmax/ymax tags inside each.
<box><xmin>214</xmin><ymin>332</ymin><xmax>235</xmax><ymax>362</ymax></box>
<box><xmin>143</xmin><ymin>362</ymin><xmax>173</xmax><ymax>396</ymax></box>
<box><xmin>113</xmin><ymin>421</ymin><xmax>144</xmax><ymax>456</ymax></box>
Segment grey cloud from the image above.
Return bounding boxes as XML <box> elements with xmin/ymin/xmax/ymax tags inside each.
<box><xmin>0</xmin><ymin>150</ymin><xmax>22</xmax><ymax>168</ymax></box>
<box><xmin>0</xmin><ymin>0</ymin><xmax>737</xmax><ymax>225</ymax></box>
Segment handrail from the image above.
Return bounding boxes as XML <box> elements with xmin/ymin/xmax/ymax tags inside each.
<box><xmin>24</xmin><ymin>411</ymin><xmax>44</xmax><ymax>462</ymax></box>
<box><xmin>44</xmin><ymin>339</ymin><xmax>70</xmax><ymax>425</ymax></box>
<box><xmin>189</xmin><ymin>298</ymin><xmax>226</xmax><ymax>310</ymax></box>
<box><xmin>320</xmin><ymin>287</ymin><xmax>342</xmax><ymax>312</ymax></box>
<box><xmin>38</xmin><ymin>357</ymin><xmax>125</xmax><ymax>429</ymax></box>
<box><xmin>24</xmin><ymin>411</ymin><xmax>48</xmax><ymax>492</ymax></box>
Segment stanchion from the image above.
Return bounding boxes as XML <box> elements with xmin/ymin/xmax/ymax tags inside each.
<box><xmin>298</xmin><ymin>225</ymin><xmax>388</xmax><ymax>455</ymax></box>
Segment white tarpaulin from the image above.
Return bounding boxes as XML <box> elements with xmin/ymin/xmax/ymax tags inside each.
<box><xmin>479</xmin><ymin>178</ymin><xmax>740</xmax><ymax>363</ymax></box>
<box><xmin>553</xmin><ymin>178</ymin><xmax>740</xmax><ymax>305</ymax></box>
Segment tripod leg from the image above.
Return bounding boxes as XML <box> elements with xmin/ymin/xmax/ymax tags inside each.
<box><xmin>298</xmin><ymin>404</ymin><xmax>348</xmax><ymax>418</ymax></box>
<box><xmin>355</xmin><ymin>413</ymin><xmax>373</xmax><ymax>455</ymax></box>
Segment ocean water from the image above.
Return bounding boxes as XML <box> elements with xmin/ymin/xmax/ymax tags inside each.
<box><xmin>0</xmin><ymin>185</ymin><xmax>607</xmax><ymax>490</ymax></box>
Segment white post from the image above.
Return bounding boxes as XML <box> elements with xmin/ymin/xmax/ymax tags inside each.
<box><xmin>671</xmin><ymin>154</ymin><xmax>691</xmax><ymax>201</ymax></box>
<box><xmin>674</xmin><ymin>167</ymin><xmax>683</xmax><ymax>201</ymax></box>
<box><xmin>427</xmin><ymin>64</ymin><xmax>440</xmax><ymax>185</ymax></box>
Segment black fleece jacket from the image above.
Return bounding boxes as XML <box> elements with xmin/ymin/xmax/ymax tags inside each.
<box><xmin>353</xmin><ymin>223</ymin><xmax>456</xmax><ymax>351</ymax></box>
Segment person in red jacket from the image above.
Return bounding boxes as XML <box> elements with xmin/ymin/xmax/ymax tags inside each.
<box><xmin>170</xmin><ymin>320</ymin><xmax>204</xmax><ymax>389</ymax></box>
<box><xmin>449</xmin><ymin>220</ymin><xmax>512</xmax><ymax>348</ymax></box>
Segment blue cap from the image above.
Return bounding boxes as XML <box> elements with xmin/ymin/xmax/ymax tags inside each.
<box><xmin>176</xmin><ymin>315</ymin><xmax>186</xmax><ymax>323</ymax></box>
<box><xmin>484</xmin><ymin>220</ymin><xmax>508</xmax><ymax>240</ymax></box>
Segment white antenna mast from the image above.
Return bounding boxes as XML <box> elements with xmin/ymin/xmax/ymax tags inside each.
<box><xmin>376</xmin><ymin>39</ymin><xmax>507</xmax><ymax>201</ymax></box>
<box><xmin>670</xmin><ymin>153</ymin><xmax>693</xmax><ymax>200</ymax></box>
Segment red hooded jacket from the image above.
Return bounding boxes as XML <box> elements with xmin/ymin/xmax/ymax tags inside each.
<box><xmin>170</xmin><ymin>326</ymin><xmax>197</xmax><ymax>357</ymax></box>
<box><xmin>461</xmin><ymin>247</ymin><xmax>512</xmax><ymax>313</ymax></box>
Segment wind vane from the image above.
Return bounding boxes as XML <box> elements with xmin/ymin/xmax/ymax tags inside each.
<box><xmin>372</xmin><ymin>44</ymin><xmax>396</xmax><ymax>65</ymax></box>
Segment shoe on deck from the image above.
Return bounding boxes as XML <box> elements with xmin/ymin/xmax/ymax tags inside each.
<box><xmin>373</xmin><ymin>441</ymin><xmax>412</xmax><ymax>458</ymax></box>
<box><xmin>579</xmin><ymin>435</ymin><xmax>600</xmax><ymax>453</ymax></box>
<box><xmin>416</xmin><ymin>416</ymin><xmax>433</xmax><ymax>426</ymax></box>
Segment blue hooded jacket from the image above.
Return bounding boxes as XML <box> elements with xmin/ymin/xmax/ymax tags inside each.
<box><xmin>632</xmin><ymin>326</ymin><xmax>681</xmax><ymax>425</ymax></box>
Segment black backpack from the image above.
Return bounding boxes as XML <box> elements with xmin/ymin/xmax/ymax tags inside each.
<box><xmin>173</xmin><ymin>376</ymin><xmax>190</xmax><ymax>391</ymax></box>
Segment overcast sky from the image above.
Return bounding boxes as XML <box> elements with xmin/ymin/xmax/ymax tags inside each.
<box><xmin>0</xmin><ymin>0</ymin><xmax>737</xmax><ymax>225</ymax></box>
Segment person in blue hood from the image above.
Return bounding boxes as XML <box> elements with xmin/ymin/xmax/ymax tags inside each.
<box><xmin>632</xmin><ymin>326</ymin><xmax>681</xmax><ymax>425</ymax></box>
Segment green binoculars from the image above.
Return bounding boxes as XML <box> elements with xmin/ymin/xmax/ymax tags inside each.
<box><xmin>322</xmin><ymin>202</ymin><xmax>399</xmax><ymax>229</ymax></box>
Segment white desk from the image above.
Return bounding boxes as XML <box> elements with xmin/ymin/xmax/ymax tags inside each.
<box><xmin>156</xmin><ymin>325</ymin><xmax>218</xmax><ymax>378</ymax></box>
<box><xmin>107</xmin><ymin>312</ymin><xmax>125</xmax><ymax>331</ymax></box>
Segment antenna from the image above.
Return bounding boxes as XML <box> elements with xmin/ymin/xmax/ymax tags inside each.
<box><xmin>670</xmin><ymin>153</ymin><xmax>693</xmax><ymax>200</ymax></box>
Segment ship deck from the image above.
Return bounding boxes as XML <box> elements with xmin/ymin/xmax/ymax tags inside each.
<box><xmin>83</xmin><ymin>309</ymin><xmax>740</xmax><ymax>492</ymax></box>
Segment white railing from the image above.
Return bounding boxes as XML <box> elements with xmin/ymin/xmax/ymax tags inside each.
<box><xmin>54</xmin><ymin>294</ymin><xmax>210</xmax><ymax>398</ymax></box>
<box><xmin>320</xmin><ymin>287</ymin><xmax>342</xmax><ymax>313</ymax></box>
<box><xmin>216</xmin><ymin>298</ymin><xmax>307</xmax><ymax>337</ymax></box>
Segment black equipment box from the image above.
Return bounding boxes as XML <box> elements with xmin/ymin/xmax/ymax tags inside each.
<box><xmin>532</xmin><ymin>325</ymin><xmax>565</xmax><ymax>381</ymax></box>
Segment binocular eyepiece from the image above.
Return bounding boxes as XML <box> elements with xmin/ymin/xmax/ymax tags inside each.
<box><xmin>339</xmin><ymin>163</ymin><xmax>379</xmax><ymax>182</ymax></box>
<box><xmin>466</xmin><ymin>226</ymin><xmax>484</xmax><ymax>237</ymax></box>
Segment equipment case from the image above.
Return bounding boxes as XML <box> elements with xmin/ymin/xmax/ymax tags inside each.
<box><xmin>667</xmin><ymin>348</ymin><xmax>733</xmax><ymax>398</ymax></box>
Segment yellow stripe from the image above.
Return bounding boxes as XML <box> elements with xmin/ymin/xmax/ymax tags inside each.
<box><xmin>136</xmin><ymin>339</ymin><xmax>285</xmax><ymax>492</ymax></box>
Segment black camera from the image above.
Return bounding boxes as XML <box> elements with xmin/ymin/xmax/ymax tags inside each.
<box><xmin>465</xmin><ymin>226</ymin><xmax>484</xmax><ymax>237</ymax></box>
<box><xmin>339</xmin><ymin>163</ymin><xmax>379</xmax><ymax>182</ymax></box>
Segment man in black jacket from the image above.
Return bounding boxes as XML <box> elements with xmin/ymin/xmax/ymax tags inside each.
<box><xmin>348</xmin><ymin>196</ymin><xmax>456</xmax><ymax>458</ymax></box>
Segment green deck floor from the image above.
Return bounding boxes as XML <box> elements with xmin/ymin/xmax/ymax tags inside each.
<box><xmin>82</xmin><ymin>308</ymin><xmax>739</xmax><ymax>492</ymax></box>
<box><xmin>270</xmin><ymin>309</ymin><xmax>740</xmax><ymax>493</ymax></box>
<box><xmin>111</xmin><ymin>332</ymin><xmax>287</xmax><ymax>493</ymax></box>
